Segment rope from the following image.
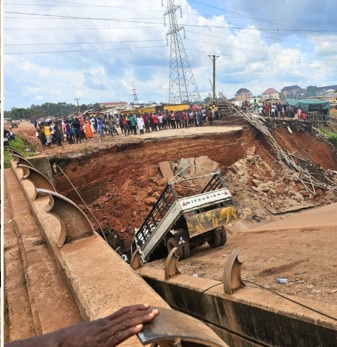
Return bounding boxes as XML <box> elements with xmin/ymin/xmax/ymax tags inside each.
<box><xmin>56</xmin><ymin>164</ymin><xmax>108</xmax><ymax>242</ymax></box>
<box><xmin>245</xmin><ymin>280</ymin><xmax>337</xmax><ymax>322</ymax></box>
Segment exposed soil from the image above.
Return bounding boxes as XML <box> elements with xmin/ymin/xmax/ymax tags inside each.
<box><xmin>11</xmin><ymin>119</ymin><xmax>337</xmax><ymax>310</ymax></box>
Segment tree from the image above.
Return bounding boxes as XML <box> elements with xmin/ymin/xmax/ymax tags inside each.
<box><xmin>306</xmin><ymin>86</ymin><xmax>318</xmax><ymax>98</ymax></box>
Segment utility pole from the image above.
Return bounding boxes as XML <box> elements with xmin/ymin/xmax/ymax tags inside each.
<box><xmin>132</xmin><ymin>82</ymin><xmax>139</xmax><ymax>104</ymax></box>
<box><xmin>164</xmin><ymin>0</ymin><xmax>200</xmax><ymax>104</ymax></box>
<box><xmin>74</xmin><ymin>98</ymin><xmax>81</xmax><ymax>114</ymax></box>
<box><xmin>208</xmin><ymin>55</ymin><xmax>219</xmax><ymax>102</ymax></box>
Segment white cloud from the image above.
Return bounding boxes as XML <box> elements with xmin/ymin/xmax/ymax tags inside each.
<box><xmin>3</xmin><ymin>0</ymin><xmax>337</xmax><ymax>110</ymax></box>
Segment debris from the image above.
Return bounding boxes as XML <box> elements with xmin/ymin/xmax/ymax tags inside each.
<box><xmin>307</xmin><ymin>284</ymin><xmax>314</xmax><ymax>289</ymax></box>
<box><xmin>329</xmin><ymin>289</ymin><xmax>337</xmax><ymax>294</ymax></box>
<box><xmin>311</xmin><ymin>289</ymin><xmax>321</xmax><ymax>294</ymax></box>
<box><xmin>276</xmin><ymin>278</ymin><xmax>288</xmax><ymax>284</ymax></box>
<box><xmin>193</xmin><ymin>273</ymin><xmax>199</xmax><ymax>277</ymax></box>
<box><xmin>263</xmin><ymin>284</ymin><xmax>270</xmax><ymax>289</ymax></box>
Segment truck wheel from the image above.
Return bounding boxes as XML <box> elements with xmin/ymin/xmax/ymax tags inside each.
<box><xmin>167</xmin><ymin>237</ymin><xmax>184</xmax><ymax>260</ymax></box>
<box><xmin>219</xmin><ymin>229</ymin><xmax>227</xmax><ymax>246</ymax></box>
<box><xmin>183</xmin><ymin>242</ymin><xmax>191</xmax><ymax>258</ymax></box>
<box><xmin>207</xmin><ymin>231</ymin><xmax>221</xmax><ymax>248</ymax></box>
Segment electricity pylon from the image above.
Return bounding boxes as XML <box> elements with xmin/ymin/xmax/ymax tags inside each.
<box><xmin>164</xmin><ymin>0</ymin><xmax>200</xmax><ymax>104</ymax></box>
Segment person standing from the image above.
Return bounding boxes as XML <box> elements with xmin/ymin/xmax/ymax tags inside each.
<box><xmin>207</xmin><ymin>109</ymin><xmax>213</xmax><ymax>126</ymax></box>
<box><xmin>157</xmin><ymin>113</ymin><xmax>163</xmax><ymax>130</ymax></box>
<box><xmin>72</xmin><ymin>117</ymin><xmax>82</xmax><ymax>143</ymax></box>
<box><xmin>170</xmin><ymin>111</ymin><xmax>176</xmax><ymax>129</ymax></box>
<box><xmin>130</xmin><ymin>113</ymin><xmax>137</xmax><ymax>135</ymax></box>
<box><xmin>137</xmin><ymin>115</ymin><xmax>145</xmax><ymax>134</ymax></box>
<box><xmin>85</xmin><ymin>119</ymin><xmax>93</xmax><ymax>138</ymax></box>
<box><xmin>196</xmin><ymin>110</ymin><xmax>202</xmax><ymax>126</ymax></box>
<box><xmin>151</xmin><ymin>113</ymin><xmax>158</xmax><ymax>131</ymax></box>
<box><xmin>54</xmin><ymin>121</ymin><xmax>63</xmax><ymax>147</ymax></box>
<box><xmin>43</xmin><ymin>121</ymin><xmax>52</xmax><ymax>147</ymax></box>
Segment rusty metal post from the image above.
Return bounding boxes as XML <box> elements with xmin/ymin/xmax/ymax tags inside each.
<box><xmin>36</xmin><ymin>188</ymin><xmax>95</xmax><ymax>247</ymax></box>
<box><xmin>20</xmin><ymin>164</ymin><xmax>56</xmax><ymax>200</ymax></box>
<box><xmin>8</xmin><ymin>147</ymin><xmax>23</xmax><ymax>157</ymax></box>
<box><xmin>138</xmin><ymin>307</ymin><xmax>229</xmax><ymax>346</ymax></box>
<box><xmin>164</xmin><ymin>247</ymin><xmax>180</xmax><ymax>280</ymax></box>
<box><xmin>12</xmin><ymin>153</ymin><xmax>34</xmax><ymax>168</ymax></box>
<box><xmin>222</xmin><ymin>249</ymin><xmax>245</xmax><ymax>295</ymax></box>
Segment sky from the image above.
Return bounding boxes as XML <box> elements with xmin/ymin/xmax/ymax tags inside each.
<box><xmin>3</xmin><ymin>0</ymin><xmax>337</xmax><ymax>110</ymax></box>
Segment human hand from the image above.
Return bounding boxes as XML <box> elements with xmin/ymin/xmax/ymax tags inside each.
<box><xmin>61</xmin><ymin>304</ymin><xmax>160</xmax><ymax>346</ymax></box>
<box><xmin>6</xmin><ymin>304</ymin><xmax>160</xmax><ymax>347</ymax></box>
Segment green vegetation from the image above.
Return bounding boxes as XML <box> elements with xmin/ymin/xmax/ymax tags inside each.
<box><xmin>321</xmin><ymin>128</ymin><xmax>337</xmax><ymax>148</ymax></box>
<box><xmin>4</xmin><ymin>101</ymin><xmax>102</xmax><ymax>121</ymax></box>
<box><xmin>4</xmin><ymin>136</ymin><xmax>37</xmax><ymax>168</ymax></box>
<box><xmin>80</xmin><ymin>146</ymin><xmax>91</xmax><ymax>157</ymax></box>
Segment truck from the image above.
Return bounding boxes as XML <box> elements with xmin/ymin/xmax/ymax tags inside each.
<box><xmin>131</xmin><ymin>166</ymin><xmax>237</xmax><ymax>268</ymax></box>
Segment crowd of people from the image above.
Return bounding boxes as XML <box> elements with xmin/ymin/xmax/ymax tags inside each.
<box><xmin>33</xmin><ymin>101</ymin><xmax>311</xmax><ymax>148</ymax></box>
<box><xmin>33</xmin><ymin>107</ymin><xmax>218</xmax><ymax>148</ymax></box>
<box><xmin>244</xmin><ymin>100</ymin><xmax>308</xmax><ymax>120</ymax></box>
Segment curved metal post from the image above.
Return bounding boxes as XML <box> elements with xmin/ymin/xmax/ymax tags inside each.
<box><xmin>8</xmin><ymin>147</ymin><xmax>23</xmax><ymax>156</ymax></box>
<box><xmin>130</xmin><ymin>251</ymin><xmax>142</xmax><ymax>270</ymax></box>
<box><xmin>164</xmin><ymin>247</ymin><xmax>180</xmax><ymax>280</ymax></box>
<box><xmin>138</xmin><ymin>307</ymin><xmax>229</xmax><ymax>346</ymax></box>
<box><xmin>20</xmin><ymin>164</ymin><xmax>56</xmax><ymax>200</ymax></box>
<box><xmin>12</xmin><ymin>153</ymin><xmax>34</xmax><ymax>168</ymax></box>
<box><xmin>222</xmin><ymin>249</ymin><xmax>245</xmax><ymax>295</ymax></box>
<box><xmin>36</xmin><ymin>188</ymin><xmax>95</xmax><ymax>247</ymax></box>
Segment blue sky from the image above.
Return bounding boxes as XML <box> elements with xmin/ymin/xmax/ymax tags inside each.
<box><xmin>3</xmin><ymin>0</ymin><xmax>337</xmax><ymax>110</ymax></box>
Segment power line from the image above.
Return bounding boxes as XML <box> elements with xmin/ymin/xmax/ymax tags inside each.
<box><xmin>185</xmin><ymin>29</ymin><xmax>337</xmax><ymax>51</ymax></box>
<box><xmin>5</xmin><ymin>12</ymin><xmax>337</xmax><ymax>32</ymax></box>
<box><xmin>4</xmin><ymin>45</ymin><xmax>167</xmax><ymax>55</ymax></box>
<box><xmin>185</xmin><ymin>37</ymin><xmax>337</xmax><ymax>59</ymax></box>
<box><xmin>5</xmin><ymin>39</ymin><xmax>165</xmax><ymax>46</ymax></box>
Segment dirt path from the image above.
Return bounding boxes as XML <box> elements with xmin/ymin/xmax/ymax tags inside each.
<box><xmin>146</xmin><ymin>203</ymin><xmax>337</xmax><ymax>310</ymax></box>
<box><xmin>11</xmin><ymin>120</ymin><xmax>242</xmax><ymax>157</ymax></box>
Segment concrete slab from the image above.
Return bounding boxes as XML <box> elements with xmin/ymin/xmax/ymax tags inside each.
<box><xmin>159</xmin><ymin>161</ymin><xmax>174</xmax><ymax>180</ymax></box>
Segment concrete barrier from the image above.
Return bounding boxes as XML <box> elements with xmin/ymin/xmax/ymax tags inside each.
<box><xmin>11</xmin><ymin>162</ymin><xmax>170</xmax><ymax>346</ymax></box>
<box><xmin>138</xmin><ymin>266</ymin><xmax>337</xmax><ymax>347</ymax></box>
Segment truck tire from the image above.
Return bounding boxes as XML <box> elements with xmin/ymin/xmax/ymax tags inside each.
<box><xmin>167</xmin><ymin>237</ymin><xmax>184</xmax><ymax>260</ymax></box>
<box><xmin>207</xmin><ymin>231</ymin><xmax>221</xmax><ymax>248</ymax></box>
<box><xmin>207</xmin><ymin>228</ymin><xmax>226</xmax><ymax>248</ymax></box>
<box><xmin>183</xmin><ymin>242</ymin><xmax>191</xmax><ymax>258</ymax></box>
<box><xmin>219</xmin><ymin>229</ymin><xmax>227</xmax><ymax>246</ymax></box>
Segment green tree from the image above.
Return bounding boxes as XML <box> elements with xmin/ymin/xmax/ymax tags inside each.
<box><xmin>306</xmin><ymin>86</ymin><xmax>318</xmax><ymax>97</ymax></box>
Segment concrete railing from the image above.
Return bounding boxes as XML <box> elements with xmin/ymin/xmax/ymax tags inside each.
<box><xmin>11</xmin><ymin>159</ymin><xmax>170</xmax><ymax>347</ymax></box>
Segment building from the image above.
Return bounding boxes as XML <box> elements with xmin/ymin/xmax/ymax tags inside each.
<box><xmin>99</xmin><ymin>101</ymin><xmax>128</xmax><ymax>109</ymax></box>
<box><xmin>280</xmin><ymin>85</ymin><xmax>305</xmax><ymax>100</ymax></box>
<box><xmin>316</xmin><ymin>85</ymin><xmax>337</xmax><ymax>97</ymax></box>
<box><xmin>235</xmin><ymin>88</ymin><xmax>252</xmax><ymax>102</ymax></box>
<box><xmin>262</xmin><ymin>88</ymin><xmax>280</xmax><ymax>101</ymax></box>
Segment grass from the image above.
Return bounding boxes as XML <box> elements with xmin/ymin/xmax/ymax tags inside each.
<box><xmin>4</xmin><ymin>135</ymin><xmax>37</xmax><ymax>168</ymax></box>
<box><xmin>320</xmin><ymin>128</ymin><xmax>337</xmax><ymax>148</ymax></box>
<box><xmin>80</xmin><ymin>146</ymin><xmax>91</xmax><ymax>157</ymax></box>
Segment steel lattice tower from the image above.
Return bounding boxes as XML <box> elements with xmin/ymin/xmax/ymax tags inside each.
<box><xmin>164</xmin><ymin>0</ymin><xmax>200</xmax><ymax>104</ymax></box>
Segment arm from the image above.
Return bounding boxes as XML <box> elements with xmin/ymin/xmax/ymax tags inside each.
<box><xmin>6</xmin><ymin>304</ymin><xmax>159</xmax><ymax>347</ymax></box>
